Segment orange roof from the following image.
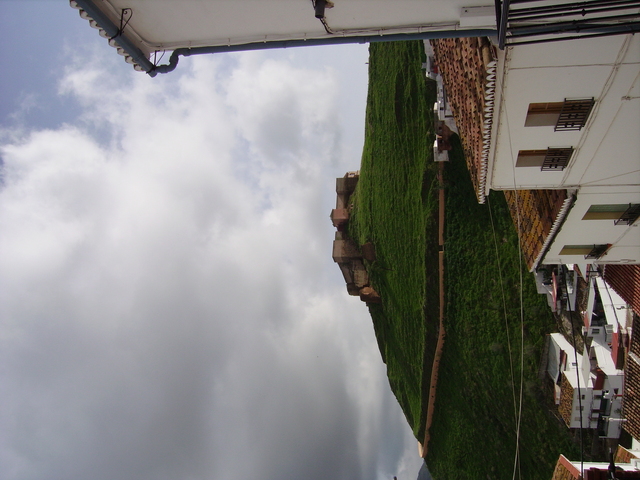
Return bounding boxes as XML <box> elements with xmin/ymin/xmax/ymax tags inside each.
<box><xmin>503</xmin><ymin>189</ymin><xmax>571</xmax><ymax>271</ymax></box>
<box><xmin>551</xmin><ymin>455</ymin><xmax>580</xmax><ymax>480</ymax></box>
<box><xmin>616</xmin><ymin>446</ymin><xmax>639</xmax><ymax>464</ymax></box>
<box><xmin>624</xmin><ymin>311</ymin><xmax>640</xmax><ymax>440</ymax></box>
<box><xmin>430</xmin><ymin>37</ymin><xmax>497</xmax><ymax>203</ymax></box>
<box><xmin>558</xmin><ymin>373</ymin><xmax>575</xmax><ymax>427</ymax></box>
<box><xmin>604</xmin><ymin>264</ymin><xmax>640</xmax><ymax>317</ymax></box>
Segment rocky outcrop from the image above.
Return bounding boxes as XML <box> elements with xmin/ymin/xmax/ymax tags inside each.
<box><xmin>330</xmin><ymin>171</ymin><xmax>380</xmax><ymax>304</ymax></box>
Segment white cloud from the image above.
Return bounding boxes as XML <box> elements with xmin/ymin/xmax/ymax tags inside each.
<box><xmin>0</xmin><ymin>44</ymin><xmax>423</xmax><ymax>480</ymax></box>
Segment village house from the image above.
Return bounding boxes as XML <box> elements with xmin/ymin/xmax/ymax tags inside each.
<box><xmin>551</xmin><ymin>450</ymin><xmax>640</xmax><ymax>479</ymax></box>
<box><xmin>544</xmin><ymin>267</ymin><xmax>634</xmax><ymax>438</ymax></box>
<box><xmin>431</xmin><ymin>29</ymin><xmax>640</xmax><ymax>270</ymax></box>
<box><xmin>547</xmin><ymin>329</ymin><xmax>624</xmax><ymax>439</ymax></box>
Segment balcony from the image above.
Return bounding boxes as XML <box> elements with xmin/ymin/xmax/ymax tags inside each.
<box><xmin>495</xmin><ymin>0</ymin><xmax>640</xmax><ymax>49</ymax></box>
<box><xmin>614</xmin><ymin>203</ymin><xmax>640</xmax><ymax>226</ymax></box>
<box><xmin>584</xmin><ymin>244</ymin><xmax>611</xmax><ymax>260</ymax></box>
<box><xmin>541</xmin><ymin>147</ymin><xmax>574</xmax><ymax>171</ymax></box>
<box><xmin>555</xmin><ymin>98</ymin><xmax>595</xmax><ymax>132</ymax></box>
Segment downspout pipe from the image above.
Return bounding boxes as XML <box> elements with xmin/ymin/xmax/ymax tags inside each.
<box><xmin>152</xmin><ymin>28</ymin><xmax>497</xmax><ymax>76</ymax></box>
<box><xmin>74</xmin><ymin>0</ymin><xmax>157</xmax><ymax>75</ymax></box>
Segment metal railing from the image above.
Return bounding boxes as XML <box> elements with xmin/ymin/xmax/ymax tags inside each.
<box><xmin>495</xmin><ymin>0</ymin><xmax>640</xmax><ymax>49</ymax></box>
<box><xmin>614</xmin><ymin>204</ymin><xmax>640</xmax><ymax>226</ymax></box>
<box><xmin>555</xmin><ymin>98</ymin><xmax>595</xmax><ymax>132</ymax></box>
<box><xmin>541</xmin><ymin>147</ymin><xmax>574</xmax><ymax>171</ymax></box>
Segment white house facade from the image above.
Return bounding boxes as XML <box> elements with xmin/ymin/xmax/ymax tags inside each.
<box><xmin>486</xmin><ymin>33</ymin><xmax>640</xmax><ymax>268</ymax></box>
<box><xmin>547</xmin><ymin>331</ymin><xmax>625</xmax><ymax>438</ymax></box>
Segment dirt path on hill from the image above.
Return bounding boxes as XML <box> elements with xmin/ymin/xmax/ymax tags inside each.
<box><xmin>420</xmin><ymin>161</ymin><xmax>446</xmax><ymax>458</ymax></box>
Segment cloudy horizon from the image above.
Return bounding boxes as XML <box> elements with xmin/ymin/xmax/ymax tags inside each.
<box><xmin>0</xmin><ymin>2</ymin><xmax>424</xmax><ymax>480</ymax></box>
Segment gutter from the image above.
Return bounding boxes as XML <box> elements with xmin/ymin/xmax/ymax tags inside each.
<box><xmin>153</xmin><ymin>29</ymin><xmax>497</xmax><ymax>76</ymax></box>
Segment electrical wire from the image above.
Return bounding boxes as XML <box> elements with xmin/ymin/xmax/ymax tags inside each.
<box><xmin>496</xmin><ymin>47</ymin><xmax>525</xmax><ymax>480</ymax></box>
<box><xmin>562</xmin><ymin>265</ymin><xmax>585</xmax><ymax>477</ymax></box>
<box><xmin>487</xmin><ymin>194</ymin><xmax>521</xmax><ymax>478</ymax></box>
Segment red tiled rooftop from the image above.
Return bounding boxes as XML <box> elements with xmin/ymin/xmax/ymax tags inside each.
<box><xmin>551</xmin><ymin>455</ymin><xmax>580</xmax><ymax>480</ymax></box>
<box><xmin>430</xmin><ymin>37</ymin><xmax>496</xmax><ymax>203</ymax></box>
<box><xmin>604</xmin><ymin>264</ymin><xmax>640</xmax><ymax>316</ymax></box>
<box><xmin>503</xmin><ymin>189</ymin><xmax>571</xmax><ymax>271</ymax></box>
<box><xmin>624</xmin><ymin>312</ymin><xmax>640</xmax><ymax>439</ymax></box>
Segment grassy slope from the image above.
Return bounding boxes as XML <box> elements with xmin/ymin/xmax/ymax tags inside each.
<box><xmin>352</xmin><ymin>40</ymin><xmax>583</xmax><ymax>479</ymax></box>
<box><xmin>427</xmin><ymin>137</ymin><xmax>581</xmax><ymax>479</ymax></box>
<box><xmin>347</xmin><ymin>40</ymin><xmax>439</xmax><ymax>439</ymax></box>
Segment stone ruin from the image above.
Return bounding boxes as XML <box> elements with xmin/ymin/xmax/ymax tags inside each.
<box><xmin>330</xmin><ymin>171</ymin><xmax>381</xmax><ymax>304</ymax></box>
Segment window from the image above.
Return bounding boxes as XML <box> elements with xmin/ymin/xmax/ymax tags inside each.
<box><xmin>560</xmin><ymin>244</ymin><xmax>611</xmax><ymax>259</ymax></box>
<box><xmin>516</xmin><ymin>150</ymin><xmax>547</xmax><ymax>167</ymax></box>
<box><xmin>583</xmin><ymin>204</ymin><xmax>634</xmax><ymax>220</ymax></box>
<box><xmin>517</xmin><ymin>148</ymin><xmax>574</xmax><ymax>171</ymax></box>
<box><xmin>525</xmin><ymin>98</ymin><xmax>595</xmax><ymax>131</ymax></box>
<box><xmin>525</xmin><ymin>102</ymin><xmax>564</xmax><ymax>127</ymax></box>
<box><xmin>516</xmin><ymin>149</ymin><xmax>547</xmax><ymax>167</ymax></box>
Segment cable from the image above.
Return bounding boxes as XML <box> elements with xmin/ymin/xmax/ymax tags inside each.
<box><xmin>487</xmin><ymin>194</ymin><xmax>520</xmax><ymax>475</ymax></box>
<box><xmin>562</xmin><ymin>265</ymin><xmax>585</xmax><ymax>477</ymax></box>
<box><xmin>496</xmin><ymin>46</ymin><xmax>524</xmax><ymax>480</ymax></box>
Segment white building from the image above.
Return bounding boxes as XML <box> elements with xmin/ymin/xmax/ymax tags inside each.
<box><xmin>547</xmin><ymin>331</ymin><xmax>625</xmax><ymax>438</ymax></box>
<box><xmin>552</xmin><ymin>452</ymin><xmax>640</xmax><ymax>479</ymax></box>
<box><xmin>486</xmin><ymin>33</ymin><xmax>640</xmax><ymax>269</ymax></box>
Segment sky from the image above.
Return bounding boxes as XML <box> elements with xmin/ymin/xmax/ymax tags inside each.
<box><xmin>0</xmin><ymin>2</ymin><xmax>426</xmax><ymax>480</ymax></box>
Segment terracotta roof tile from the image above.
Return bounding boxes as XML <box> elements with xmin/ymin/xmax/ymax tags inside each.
<box><xmin>616</xmin><ymin>446</ymin><xmax>638</xmax><ymax>464</ymax></box>
<box><xmin>604</xmin><ymin>265</ymin><xmax>640</xmax><ymax>316</ymax></box>
<box><xmin>551</xmin><ymin>455</ymin><xmax>580</xmax><ymax>480</ymax></box>
<box><xmin>624</xmin><ymin>313</ymin><xmax>640</xmax><ymax>439</ymax></box>
<box><xmin>503</xmin><ymin>189</ymin><xmax>571</xmax><ymax>270</ymax></box>
<box><xmin>430</xmin><ymin>37</ymin><xmax>497</xmax><ymax>203</ymax></box>
<box><xmin>558</xmin><ymin>372</ymin><xmax>575</xmax><ymax>427</ymax></box>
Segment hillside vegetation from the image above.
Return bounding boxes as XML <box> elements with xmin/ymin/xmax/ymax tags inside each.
<box><xmin>347</xmin><ymin>40</ymin><xmax>439</xmax><ymax>440</ymax></box>
<box><xmin>349</xmin><ymin>40</ymin><xmax>582</xmax><ymax>479</ymax></box>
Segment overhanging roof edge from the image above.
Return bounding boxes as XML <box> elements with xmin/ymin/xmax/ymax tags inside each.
<box><xmin>73</xmin><ymin>0</ymin><xmax>157</xmax><ymax>75</ymax></box>
<box><xmin>153</xmin><ymin>28</ymin><xmax>497</xmax><ymax>76</ymax></box>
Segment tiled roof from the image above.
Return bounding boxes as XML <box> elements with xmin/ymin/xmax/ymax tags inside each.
<box><xmin>552</xmin><ymin>454</ymin><xmax>640</xmax><ymax>480</ymax></box>
<box><xmin>558</xmin><ymin>373</ymin><xmax>574</xmax><ymax>427</ymax></box>
<box><xmin>430</xmin><ymin>37</ymin><xmax>497</xmax><ymax>203</ymax></box>
<box><xmin>624</xmin><ymin>312</ymin><xmax>640</xmax><ymax>439</ymax></box>
<box><xmin>551</xmin><ymin>455</ymin><xmax>580</xmax><ymax>480</ymax></box>
<box><xmin>503</xmin><ymin>189</ymin><xmax>571</xmax><ymax>271</ymax></box>
<box><xmin>616</xmin><ymin>446</ymin><xmax>638</xmax><ymax>463</ymax></box>
<box><xmin>604</xmin><ymin>264</ymin><xmax>640</xmax><ymax>316</ymax></box>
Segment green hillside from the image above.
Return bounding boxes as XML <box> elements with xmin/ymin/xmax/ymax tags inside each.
<box><xmin>349</xmin><ymin>40</ymin><xmax>583</xmax><ymax>479</ymax></box>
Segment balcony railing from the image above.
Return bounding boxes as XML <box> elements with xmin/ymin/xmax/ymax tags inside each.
<box><xmin>614</xmin><ymin>203</ymin><xmax>640</xmax><ymax>226</ymax></box>
<box><xmin>555</xmin><ymin>98</ymin><xmax>595</xmax><ymax>131</ymax></box>
<box><xmin>541</xmin><ymin>147</ymin><xmax>574</xmax><ymax>171</ymax></box>
<box><xmin>584</xmin><ymin>244</ymin><xmax>611</xmax><ymax>260</ymax></box>
<box><xmin>495</xmin><ymin>0</ymin><xmax>640</xmax><ymax>49</ymax></box>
